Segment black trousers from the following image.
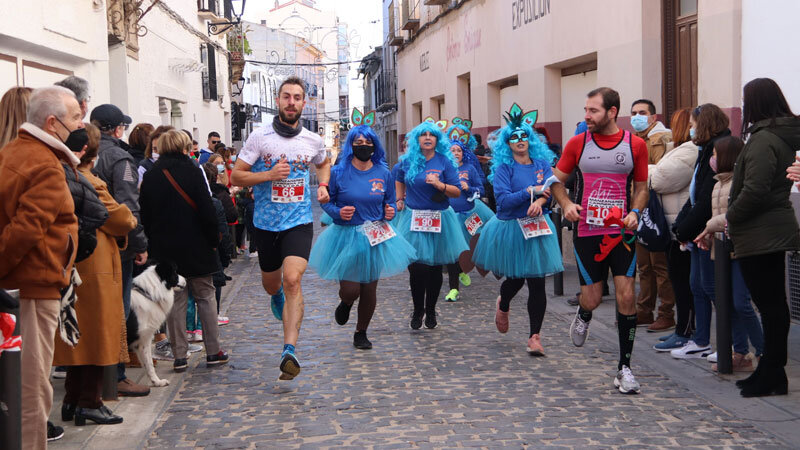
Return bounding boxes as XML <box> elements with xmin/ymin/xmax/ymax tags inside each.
<box><xmin>667</xmin><ymin>239</ymin><xmax>695</xmax><ymax>337</ymax></box>
<box><xmin>64</xmin><ymin>365</ymin><xmax>104</xmax><ymax>409</ymax></box>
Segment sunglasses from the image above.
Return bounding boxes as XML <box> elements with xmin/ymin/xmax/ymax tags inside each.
<box><xmin>210</xmin><ymin>140</ymin><xmax>221</xmax><ymax>145</ymax></box>
<box><xmin>508</xmin><ymin>131</ymin><xmax>529</xmax><ymax>144</ymax></box>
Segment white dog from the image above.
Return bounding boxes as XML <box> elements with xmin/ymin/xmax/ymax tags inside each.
<box><xmin>126</xmin><ymin>262</ymin><xmax>186</xmax><ymax>387</ymax></box>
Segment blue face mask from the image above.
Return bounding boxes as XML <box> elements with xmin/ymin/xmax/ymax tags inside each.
<box><xmin>630</xmin><ymin>114</ymin><xmax>650</xmax><ymax>132</ymax></box>
<box><xmin>216</xmin><ymin>164</ymin><xmax>225</xmax><ymax>173</ymax></box>
<box><xmin>689</xmin><ymin>128</ymin><xmax>696</xmax><ymax>140</ymax></box>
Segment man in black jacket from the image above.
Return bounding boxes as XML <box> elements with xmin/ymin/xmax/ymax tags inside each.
<box><xmin>90</xmin><ymin>104</ymin><xmax>151</xmax><ymax>397</ymax></box>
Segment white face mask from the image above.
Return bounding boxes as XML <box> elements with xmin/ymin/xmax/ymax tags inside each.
<box><xmin>152</xmin><ymin>152</ymin><xmax>160</xmax><ymax>161</ymax></box>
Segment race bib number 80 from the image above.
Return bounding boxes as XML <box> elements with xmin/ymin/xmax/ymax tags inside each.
<box><xmin>271</xmin><ymin>179</ymin><xmax>305</xmax><ymax>203</ymax></box>
<box><xmin>411</xmin><ymin>209</ymin><xmax>442</xmax><ymax>233</ymax></box>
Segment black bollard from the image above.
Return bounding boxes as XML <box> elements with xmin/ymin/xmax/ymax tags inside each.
<box><xmin>0</xmin><ymin>289</ymin><xmax>21</xmax><ymax>450</ymax></box>
<box><xmin>714</xmin><ymin>233</ymin><xmax>733</xmax><ymax>374</ymax></box>
<box><xmin>551</xmin><ymin>211</ymin><xmax>564</xmax><ymax>296</ymax></box>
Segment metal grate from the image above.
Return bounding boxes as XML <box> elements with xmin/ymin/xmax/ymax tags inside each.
<box><xmin>786</xmin><ymin>253</ymin><xmax>800</xmax><ymax>322</ymax></box>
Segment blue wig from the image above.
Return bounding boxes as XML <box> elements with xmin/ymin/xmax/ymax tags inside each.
<box><xmin>446</xmin><ymin>123</ymin><xmax>483</xmax><ymax>181</ymax></box>
<box><xmin>488</xmin><ymin>122</ymin><xmax>556</xmax><ymax>183</ymax></box>
<box><xmin>337</xmin><ymin>125</ymin><xmax>387</xmax><ymax>169</ymax></box>
<box><xmin>400</xmin><ymin>121</ymin><xmax>457</xmax><ymax>184</ymax></box>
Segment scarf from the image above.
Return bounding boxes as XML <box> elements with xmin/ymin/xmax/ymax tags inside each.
<box><xmin>272</xmin><ymin>115</ymin><xmax>303</xmax><ymax>138</ymax></box>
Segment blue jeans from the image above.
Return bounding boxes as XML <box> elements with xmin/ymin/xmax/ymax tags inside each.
<box><xmin>690</xmin><ymin>247</ymin><xmax>715</xmax><ymax>346</ymax></box>
<box><xmin>118</xmin><ymin>258</ymin><xmax>134</xmax><ymax>382</ymax></box>
<box><xmin>731</xmin><ymin>260</ymin><xmax>765</xmax><ymax>356</ymax></box>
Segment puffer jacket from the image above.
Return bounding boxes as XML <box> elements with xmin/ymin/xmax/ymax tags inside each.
<box><xmin>704</xmin><ymin>172</ymin><xmax>733</xmax><ymax>259</ymax></box>
<box><xmin>728</xmin><ymin>117</ymin><xmax>800</xmax><ymax>258</ymax></box>
<box><xmin>62</xmin><ymin>162</ymin><xmax>109</xmax><ymax>262</ymax></box>
<box><xmin>649</xmin><ymin>140</ymin><xmax>697</xmax><ymax>232</ymax></box>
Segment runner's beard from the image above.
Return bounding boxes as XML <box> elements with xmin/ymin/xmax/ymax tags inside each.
<box><xmin>588</xmin><ymin>115</ymin><xmax>613</xmax><ymax>134</ymax></box>
<box><xmin>279</xmin><ymin>108</ymin><xmax>301</xmax><ymax>125</ymax></box>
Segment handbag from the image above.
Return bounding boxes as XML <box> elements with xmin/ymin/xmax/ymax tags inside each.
<box><xmin>636</xmin><ymin>188</ymin><xmax>671</xmax><ymax>252</ymax></box>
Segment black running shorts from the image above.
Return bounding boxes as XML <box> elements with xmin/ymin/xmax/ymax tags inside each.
<box><xmin>573</xmin><ymin>234</ymin><xmax>637</xmax><ymax>286</ymax></box>
<box><xmin>253</xmin><ymin>223</ymin><xmax>314</xmax><ymax>273</ymax></box>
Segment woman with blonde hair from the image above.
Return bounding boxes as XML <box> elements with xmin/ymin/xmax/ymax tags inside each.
<box><xmin>0</xmin><ymin>86</ymin><xmax>33</xmax><ymax>148</ymax></box>
<box><xmin>137</xmin><ymin>125</ymin><xmax>173</xmax><ymax>187</ymax></box>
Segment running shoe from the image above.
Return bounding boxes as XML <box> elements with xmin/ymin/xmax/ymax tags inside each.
<box><xmin>670</xmin><ymin>340</ymin><xmax>712</xmax><ymax>359</ymax></box>
<box><xmin>191</xmin><ymin>330</ymin><xmax>203</xmax><ymax>342</ymax></box>
<box><xmin>495</xmin><ymin>296</ymin><xmax>509</xmax><ymax>334</ymax></box>
<box><xmin>47</xmin><ymin>421</ymin><xmax>64</xmax><ymax>442</ymax></box>
<box><xmin>186</xmin><ymin>331</ymin><xmax>194</xmax><ymax>342</ymax></box>
<box><xmin>653</xmin><ymin>333</ymin><xmax>689</xmax><ymax>352</ymax></box>
<box><xmin>271</xmin><ymin>286</ymin><xmax>285</xmax><ymax>321</ymax></box>
<box><xmin>659</xmin><ymin>332</ymin><xmax>675</xmax><ymax>342</ymax></box>
<box><xmin>459</xmin><ymin>272</ymin><xmax>471</xmax><ymax>287</ymax></box>
<box><xmin>249</xmin><ymin>251</ymin><xmax>259</xmax><ymax>258</ymax></box>
<box><xmin>526</xmin><ymin>334</ymin><xmax>544</xmax><ymax>356</ymax></box>
<box><xmin>353</xmin><ymin>331</ymin><xmax>372</xmax><ymax>350</ymax></box>
<box><xmin>335</xmin><ymin>300</ymin><xmax>353</xmax><ymax>325</ymax></box>
<box><xmin>279</xmin><ymin>349</ymin><xmax>301</xmax><ymax>380</ymax></box>
<box><xmin>153</xmin><ymin>339</ymin><xmax>174</xmax><ymax>360</ymax></box>
<box><xmin>445</xmin><ymin>289</ymin><xmax>460</xmax><ymax>302</ymax></box>
<box><xmin>206</xmin><ymin>351</ymin><xmax>230</xmax><ymax>367</ymax></box>
<box><xmin>569</xmin><ymin>307</ymin><xmax>589</xmax><ymax>347</ymax></box>
<box><xmin>424</xmin><ymin>312</ymin><xmax>438</xmax><ymax>329</ymax></box>
<box><xmin>706</xmin><ymin>351</ymin><xmax>718</xmax><ymax>363</ymax></box>
<box><xmin>52</xmin><ymin>366</ymin><xmax>67</xmax><ymax>379</ymax></box>
<box><xmin>218</xmin><ymin>316</ymin><xmax>230</xmax><ymax>326</ymax></box>
<box><xmin>614</xmin><ymin>365</ymin><xmax>641</xmax><ymax>394</ymax></box>
<box><xmin>410</xmin><ymin>312</ymin><xmax>423</xmax><ymax>330</ymax></box>
<box><xmin>187</xmin><ymin>343</ymin><xmax>203</xmax><ymax>354</ymax></box>
<box><xmin>173</xmin><ymin>358</ymin><xmax>188</xmax><ymax>373</ymax></box>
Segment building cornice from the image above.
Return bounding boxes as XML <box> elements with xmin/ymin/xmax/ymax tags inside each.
<box><xmin>396</xmin><ymin>0</ymin><xmax>473</xmax><ymax>54</ymax></box>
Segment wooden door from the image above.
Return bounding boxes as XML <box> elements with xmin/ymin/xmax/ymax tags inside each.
<box><xmin>662</xmin><ymin>0</ymin><xmax>698</xmax><ymax>125</ymax></box>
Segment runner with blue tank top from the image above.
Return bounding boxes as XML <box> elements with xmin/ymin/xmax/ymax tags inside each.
<box><xmin>230</xmin><ymin>77</ymin><xmax>331</xmax><ymax>380</ymax></box>
<box><xmin>551</xmin><ymin>87</ymin><xmax>649</xmax><ymax>394</ymax></box>
<box><xmin>308</xmin><ymin>110</ymin><xmax>416</xmax><ymax>350</ymax></box>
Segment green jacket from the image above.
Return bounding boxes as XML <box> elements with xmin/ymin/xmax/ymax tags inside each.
<box><xmin>727</xmin><ymin>117</ymin><xmax>800</xmax><ymax>258</ymax></box>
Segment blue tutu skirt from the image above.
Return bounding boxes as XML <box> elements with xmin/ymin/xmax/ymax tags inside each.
<box><xmin>388</xmin><ymin>205</ymin><xmax>410</xmax><ymax>227</ymax></box>
<box><xmin>396</xmin><ymin>207</ymin><xmax>469</xmax><ymax>266</ymax></box>
<box><xmin>309</xmin><ymin>223</ymin><xmax>417</xmax><ymax>283</ymax></box>
<box><xmin>473</xmin><ymin>215</ymin><xmax>564</xmax><ymax>279</ymax></box>
<box><xmin>320</xmin><ymin>211</ymin><xmax>334</xmax><ymax>226</ymax></box>
<box><xmin>455</xmin><ymin>199</ymin><xmax>496</xmax><ymax>243</ymax></box>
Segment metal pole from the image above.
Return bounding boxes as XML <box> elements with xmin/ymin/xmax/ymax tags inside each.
<box><xmin>551</xmin><ymin>210</ymin><xmax>564</xmax><ymax>296</ymax></box>
<box><xmin>714</xmin><ymin>232</ymin><xmax>733</xmax><ymax>374</ymax></box>
<box><xmin>0</xmin><ymin>289</ymin><xmax>21</xmax><ymax>450</ymax></box>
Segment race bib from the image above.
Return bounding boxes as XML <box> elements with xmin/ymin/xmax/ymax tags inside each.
<box><xmin>464</xmin><ymin>212</ymin><xmax>483</xmax><ymax>236</ymax></box>
<box><xmin>271</xmin><ymin>178</ymin><xmax>305</xmax><ymax>203</ymax></box>
<box><xmin>362</xmin><ymin>221</ymin><xmax>396</xmax><ymax>247</ymax></box>
<box><xmin>586</xmin><ymin>196</ymin><xmax>625</xmax><ymax>226</ymax></box>
<box><xmin>411</xmin><ymin>209</ymin><xmax>442</xmax><ymax>233</ymax></box>
<box><xmin>517</xmin><ymin>216</ymin><xmax>552</xmax><ymax>239</ymax></box>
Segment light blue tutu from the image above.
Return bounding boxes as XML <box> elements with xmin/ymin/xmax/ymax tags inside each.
<box><xmin>388</xmin><ymin>205</ymin><xmax>410</xmax><ymax>227</ymax></box>
<box><xmin>455</xmin><ymin>199</ymin><xmax>496</xmax><ymax>243</ymax></box>
<box><xmin>473</xmin><ymin>215</ymin><xmax>564</xmax><ymax>279</ymax></box>
<box><xmin>396</xmin><ymin>207</ymin><xmax>469</xmax><ymax>266</ymax></box>
<box><xmin>320</xmin><ymin>211</ymin><xmax>334</xmax><ymax>226</ymax></box>
<box><xmin>309</xmin><ymin>223</ymin><xmax>417</xmax><ymax>283</ymax></box>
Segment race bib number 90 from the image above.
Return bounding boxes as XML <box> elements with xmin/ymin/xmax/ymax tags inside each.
<box><xmin>464</xmin><ymin>212</ymin><xmax>483</xmax><ymax>236</ymax></box>
<box><xmin>362</xmin><ymin>220</ymin><xmax>396</xmax><ymax>247</ymax></box>
<box><xmin>586</xmin><ymin>196</ymin><xmax>624</xmax><ymax>226</ymax></box>
<box><xmin>411</xmin><ymin>209</ymin><xmax>442</xmax><ymax>233</ymax></box>
<box><xmin>517</xmin><ymin>216</ymin><xmax>552</xmax><ymax>239</ymax></box>
<box><xmin>271</xmin><ymin>179</ymin><xmax>305</xmax><ymax>203</ymax></box>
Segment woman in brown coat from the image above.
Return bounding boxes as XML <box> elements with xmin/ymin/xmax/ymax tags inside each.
<box><xmin>53</xmin><ymin>123</ymin><xmax>137</xmax><ymax>426</ymax></box>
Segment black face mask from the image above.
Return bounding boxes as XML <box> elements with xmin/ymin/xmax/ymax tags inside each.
<box><xmin>56</xmin><ymin>117</ymin><xmax>89</xmax><ymax>152</ymax></box>
<box><xmin>352</xmin><ymin>144</ymin><xmax>374</xmax><ymax>162</ymax></box>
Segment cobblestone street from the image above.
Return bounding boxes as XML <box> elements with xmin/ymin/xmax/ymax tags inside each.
<box><xmin>142</xmin><ymin>225</ymin><xmax>790</xmax><ymax>448</ymax></box>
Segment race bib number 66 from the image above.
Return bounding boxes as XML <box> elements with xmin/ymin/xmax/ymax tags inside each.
<box><xmin>271</xmin><ymin>178</ymin><xmax>305</xmax><ymax>203</ymax></box>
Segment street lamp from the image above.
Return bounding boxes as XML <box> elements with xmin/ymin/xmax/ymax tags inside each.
<box><xmin>232</xmin><ymin>77</ymin><xmax>246</xmax><ymax>95</ymax></box>
<box><xmin>208</xmin><ymin>0</ymin><xmax>247</xmax><ymax>36</ymax></box>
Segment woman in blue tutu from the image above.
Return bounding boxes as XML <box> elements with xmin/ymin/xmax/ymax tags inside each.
<box><xmin>473</xmin><ymin>103</ymin><xmax>564</xmax><ymax>355</ymax></box>
<box><xmin>308</xmin><ymin>109</ymin><xmax>416</xmax><ymax>349</ymax></box>
<box><xmin>395</xmin><ymin>118</ymin><xmax>469</xmax><ymax>330</ymax></box>
<box><xmin>444</xmin><ymin>129</ymin><xmax>495</xmax><ymax>302</ymax></box>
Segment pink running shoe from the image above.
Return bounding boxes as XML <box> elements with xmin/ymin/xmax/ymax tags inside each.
<box><xmin>527</xmin><ymin>334</ymin><xmax>545</xmax><ymax>356</ymax></box>
<box><xmin>495</xmin><ymin>296</ymin><xmax>509</xmax><ymax>334</ymax></box>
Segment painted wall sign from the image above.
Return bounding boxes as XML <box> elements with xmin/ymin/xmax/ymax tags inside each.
<box><xmin>420</xmin><ymin>51</ymin><xmax>430</xmax><ymax>72</ymax></box>
<box><xmin>512</xmin><ymin>0</ymin><xmax>551</xmax><ymax>30</ymax></box>
<box><xmin>446</xmin><ymin>25</ymin><xmax>482</xmax><ymax>68</ymax></box>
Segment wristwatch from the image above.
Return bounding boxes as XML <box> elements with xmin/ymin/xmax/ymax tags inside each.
<box><xmin>630</xmin><ymin>208</ymin><xmax>641</xmax><ymax>220</ymax></box>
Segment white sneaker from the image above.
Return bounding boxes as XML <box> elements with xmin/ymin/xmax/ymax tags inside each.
<box><xmin>569</xmin><ymin>307</ymin><xmax>589</xmax><ymax>347</ymax></box>
<box><xmin>248</xmin><ymin>251</ymin><xmax>259</xmax><ymax>258</ymax></box>
<box><xmin>614</xmin><ymin>365</ymin><xmax>641</xmax><ymax>394</ymax></box>
<box><xmin>670</xmin><ymin>340</ymin><xmax>712</xmax><ymax>359</ymax></box>
<box><xmin>187</xmin><ymin>343</ymin><xmax>203</xmax><ymax>353</ymax></box>
<box><xmin>153</xmin><ymin>340</ymin><xmax>174</xmax><ymax>361</ymax></box>
<box><xmin>706</xmin><ymin>351</ymin><xmax>718</xmax><ymax>363</ymax></box>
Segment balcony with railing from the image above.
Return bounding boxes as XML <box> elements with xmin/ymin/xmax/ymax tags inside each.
<box><xmin>402</xmin><ymin>0</ymin><xmax>420</xmax><ymax>31</ymax></box>
<box><xmin>387</xmin><ymin>1</ymin><xmax>404</xmax><ymax>46</ymax></box>
<box><xmin>423</xmin><ymin>0</ymin><xmax>449</xmax><ymax>5</ymax></box>
<box><xmin>376</xmin><ymin>70</ymin><xmax>397</xmax><ymax>113</ymax></box>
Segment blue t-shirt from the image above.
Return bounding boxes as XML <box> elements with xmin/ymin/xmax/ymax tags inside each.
<box><xmin>321</xmin><ymin>162</ymin><xmax>396</xmax><ymax>226</ymax></box>
<box><xmin>450</xmin><ymin>164</ymin><xmax>485</xmax><ymax>212</ymax></box>
<box><xmin>395</xmin><ymin>153</ymin><xmax>460</xmax><ymax>211</ymax></box>
<box><xmin>493</xmin><ymin>159</ymin><xmax>554</xmax><ymax>220</ymax></box>
<box><xmin>238</xmin><ymin>125</ymin><xmax>327</xmax><ymax>231</ymax></box>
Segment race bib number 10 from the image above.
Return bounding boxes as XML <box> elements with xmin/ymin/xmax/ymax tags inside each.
<box><xmin>586</xmin><ymin>197</ymin><xmax>624</xmax><ymax>226</ymax></box>
<box><xmin>464</xmin><ymin>212</ymin><xmax>483</xmax><ymax>236</ymax></box>
<box><xmin>517</xmin><ymin>216</ymin><xmax>552</xmax><ymax>239</ymax></box>
<box><xmin>362</xmin><ymin>221</ymin><xmax>396</xmax><ymax>247</ymax></box>
<box><xmin>271</xmin><ymin>179</ymin><xmax>305</xmax><ymax>203</ymax></box>
<box><xmin>411</xmin><ymin>209</ymin><xmax>442</xmax><ymax>233</ymax></box>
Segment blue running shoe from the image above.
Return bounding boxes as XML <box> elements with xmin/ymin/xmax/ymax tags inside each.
<box><xmin>279</xmin><ymin>348</ymin><xmax>301</xmax><ymax>380</ymax></box>
<box><xmin>271</xmin><ymin>286</ymin><xmax>285</xmax><ymax>321</ymax></box>
<box><xmin>654</xmin><ymin>333</ymin><xmax>689</xmax><ymax>352</ymax></box>
<box><xmin>658</xmin><ymin>332</ymin><xmax>675</xmax><ymax>342</ymax></box>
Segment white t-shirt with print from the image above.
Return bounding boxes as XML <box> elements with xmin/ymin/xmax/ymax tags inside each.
<box><xmin>238</xmin><ymin>124</ymin><xmax>326</xmax><ymax>232</ymax></box>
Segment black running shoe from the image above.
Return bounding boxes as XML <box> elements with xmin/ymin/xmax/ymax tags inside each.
<box><xmin>409</xmin><ymin>312</ymin><xmax>423</xmax><ymax>330</ymax></box>
<box><xmin>353</xmin><ymin>331</ymin><xmax>372</xmax><ymax>349</ymax></box>
<box><xmin>424</xmin><ymin>312</ymin><xmax>438</xmax><ymax>329</ymax></box>
<box><xmin>335</xmin><ymin>301</ymin><xmax>353</xmax><ymax>326</ymax></box>
<box><xmin>173</xmin><ymin>358</ymin><xmax>188</xmax><ymax>373</ymax></box>
<box><xmin>47</xmin><ymin>421</ymin><xmax>64</xmax><ymax>442</ymax></box>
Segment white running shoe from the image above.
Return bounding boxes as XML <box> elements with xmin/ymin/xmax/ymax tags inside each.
<box><xmin>569</xmin><ymin>308</ymin><xmax>589</xmax><ymax>347</ymax></box>
<box><xmin>153</xmin><ymin>340</ymin><xmax>174</xmax><ymax>361</ymax></box>
<box><xmin>670</xmin><ymin>340</ymin><xmax>712</xmax><ymax>359</ymax></box>
<box><xmin>706</xmin><ymin>351</ymin><xmax>718</xmax><ymax>363</ymax></box>
<box><xmin>614</xmin><ymin>366</ymin><xmax>641</xmax><ymax>394</ymax></box>
<box><xmin>187</xmin><ymin>343</ymin><xmax>203</xmax><ymax>354</ymax></box>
